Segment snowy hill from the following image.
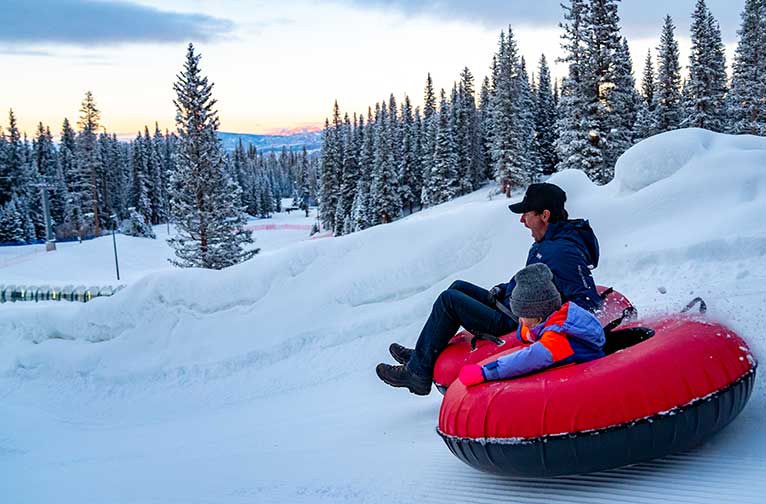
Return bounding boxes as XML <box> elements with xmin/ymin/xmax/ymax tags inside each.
<box><xmin>2</xmin><ymin>128</ymin><xmax>766</xmax><ymax>503</ymax></box>
<box><xmin>216</xmin><ymin>130</ymin><xmax>322</xmax><ymax>153</ymax></box>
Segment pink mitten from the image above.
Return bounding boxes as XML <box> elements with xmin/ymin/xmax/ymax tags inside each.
<box><xmin>458</xmin><ymin>364</ymin><xmax>485</xmax><ymax>386</ymax></box>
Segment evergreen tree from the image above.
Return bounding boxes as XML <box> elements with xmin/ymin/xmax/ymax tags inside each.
<box><xmin>682</xmin><ymin>0</ymin><xmax>728</xmax><ymax>131</ymax></box>
<box><xmin>727</xmin><ymin>0</ymin><xmax>766</xmax><ymax>135</ymax></box>
<box><xmin>426</xmin><ymin>89</ymin><xmax>458</xmax><ymax>205</ymax></box>
<box><xmin>369</xmin><ymin>101</ymin><xmax>400</xmax><ymax>223</ymax></box>
<box><xmin>334</xmin><ymin>113</ymin><xmax>358</xmax><ymax>234</ymax></box>
<box><xmin>604</xmin><ymin>37</ymin><xmax>639</xmax><ymax>174</ymax></box>
<box><xmin>32</xmin><ymin>122</ymin><xmax>67</xmax><ymax>228</ymax></box>
<box><xmin>490</xmin><ymin>28</ymin><xmax>526</xmax><ymax>195</ymax></box>
<box><xmin>555</xmin><ymin>0</ymin><xmax>602</xmax><ymax>178</ymax></box>
<box><xmin>641</xmin><ymin>49</ymin><xmax>657</xmax><ymax>109</ymax></box>
<box><xmin>534</xmin><ymin>55</ymin><xmax>559</xmax><ymax>176</ymax></box>
<box><xmin>168</xmin><ymin>43</ymin><xmax>257</xmax><ymax>269</ymax></box>
<box><xmin>75</xmin><ymin>91</ymin><xmax>104</xmax><ymax>235</ymax></box>
<box><xmin>515</xmin><ymin>57</ymin><xmax>537</xmax><ymax>182</ymax></box>
<box><xmin>458</xmin><ymin>67</ymin><xmax>482</xmax><ymax>191</ymax></box>
<box><xmin>318</xmin><ymin>101</ymin><xmax>343</xmax><ymax>232</ymax></box>
<box><xmin>398</xmin><ymin>95</ymin><xmax>419</xmax><ymax>214</ymax></box>
<box><xmin>420</xmin><ymin>74</ymin><xmax>438</xmax><ymax>205</ymax></box>
<box><xmin>655</xmin><ymin>16</ymin><xmax>683</xmax><ymax>132</ymax></box>
<box><xmin>350</xmin><ymin>108</ymin><xmax>374</xmax><ymax>231</ymax></box>
<box><xmin>129</xmin><ymin>131</ymin><xmax>152</xmax><ymax>223</ymax></box>
<box><xmin>477</xmin><ymin>76</ymin><xmax>494</xmax><ymax>180</ymax></box>
<box><xmin>0</xmin><ymin>196</ymin><xmax>26</xmax><ymax>243</ymax></box>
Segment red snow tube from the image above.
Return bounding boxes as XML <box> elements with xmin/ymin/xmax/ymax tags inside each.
<box><xmin>433</xmin><ymin>286</ymin><xmax>635</xmax><ymax>392</ymax></box>
<box><xmin>437</xmin><ymin>313</ymin><xmax>757</xmax><ymax>476</ymax></box>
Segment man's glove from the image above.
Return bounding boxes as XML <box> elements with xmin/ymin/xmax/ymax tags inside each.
<box><xmin>458</xmin><ymin>364</ymin><xmax>485</xmax><ymax>386</ymax></box>
<box><xmin>488</xmin><ymin>285</ymin><xmax>504</xmax><ymax>305</ymax></box>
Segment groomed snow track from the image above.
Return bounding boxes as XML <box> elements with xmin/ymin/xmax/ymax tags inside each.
<box><xmin>413</xmin><ymin>451</ymin><xmax>766</xmax><ymax>504</ymax></box>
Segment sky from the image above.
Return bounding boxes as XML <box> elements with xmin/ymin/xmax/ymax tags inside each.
<box><xmin>0</xmin><ymin>0</ymin><xmax>746</xmax><ymax>138</ymax></box>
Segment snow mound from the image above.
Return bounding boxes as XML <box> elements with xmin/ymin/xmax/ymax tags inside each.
<box><xmin>614</xmin><ymin>128</ymin><xmax>766</xmax><ymax>193</ymax></box>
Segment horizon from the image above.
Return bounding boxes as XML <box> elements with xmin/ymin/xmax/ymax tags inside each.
<box><xmin>1</xmin><ymin>0</ymin><xmax>745</xmax><ymax>138</ymax></box>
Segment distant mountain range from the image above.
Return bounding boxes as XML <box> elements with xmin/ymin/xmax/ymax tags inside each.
<box><xmin>216</xmin><ymin>131</ymin><xmax>322</xmax><ymax>153</ymax></box>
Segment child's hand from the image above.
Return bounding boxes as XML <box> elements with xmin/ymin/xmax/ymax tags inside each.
<box><xmin>458</xmin><ymin>364</ymin><xmax>485</xmax><ymax>386</ymax></box>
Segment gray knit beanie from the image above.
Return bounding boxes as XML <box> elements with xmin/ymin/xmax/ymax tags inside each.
<box><xmin>510</xmin><ymin>263</ymin><xmax>562</xmax><ymax>319</ymax></box>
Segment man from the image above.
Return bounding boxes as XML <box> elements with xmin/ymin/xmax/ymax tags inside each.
<box><xmin>376</xmin><ymin>182</ymin><xmax>601</xmax><ymax>395</ymax></box>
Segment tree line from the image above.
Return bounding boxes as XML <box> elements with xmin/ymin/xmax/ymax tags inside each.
<box><xmin>0</xmin><ymin>100</ymin><xmax>318</xmax><ymax>246</ymax></box>
<box><xmin>318</xmin><ymin>0</ymin><xmax>766</xmax><ymax>235</ymax></box>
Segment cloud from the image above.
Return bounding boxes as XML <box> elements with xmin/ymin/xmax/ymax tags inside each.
<box><xmin>342</xmin><ymin>0</ymin><xmax>745</xmax><ymax>41</ymax></box>
<box><xmin>1</xmin><ymin>0</ymin><xmax>235</xmax><ymax>46</ymax></box>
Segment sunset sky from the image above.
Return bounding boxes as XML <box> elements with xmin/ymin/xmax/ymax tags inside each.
<box><xmin>1</xmin><ymin>0</ymin><xmax>744</xmax><ymax>138</ymax></box>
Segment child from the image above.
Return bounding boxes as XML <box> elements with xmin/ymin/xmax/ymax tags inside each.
<box><xmin>459</xmin><ymin>263</ymin><xmax>606</xmax><ymax>386</ymax></box>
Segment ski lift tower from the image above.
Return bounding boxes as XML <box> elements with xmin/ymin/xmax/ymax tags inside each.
<box><xmin>34</xmin><ymin>182</ymin><xmax>56</xmax><ymax>251</ymax></box>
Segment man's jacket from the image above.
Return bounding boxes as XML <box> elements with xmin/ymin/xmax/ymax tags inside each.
<box><xmin>481</xmin><ymin>302</ymin><xmax>605</xmax><ymax>381</ymax></box>
<box><xmin>497</xmin><ymin>219</ymin><xmax>601</xmax><ymax>313</ymax></box>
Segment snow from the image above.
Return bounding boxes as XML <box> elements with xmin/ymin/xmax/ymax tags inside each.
<box><xmin>2</xmin><ymin>129</ymin><xmax>766</xmax><ymax>503</ymax></box>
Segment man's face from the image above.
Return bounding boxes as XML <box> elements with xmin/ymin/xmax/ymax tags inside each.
<box><xmin>520</xmin><ymin>210</ymin><xmax>550</xmax><ymax>242</ymax></box>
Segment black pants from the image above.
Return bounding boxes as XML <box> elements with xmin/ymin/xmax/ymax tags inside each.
<box><xmin>407</xmin><ymin>280</ymin><xmax>518</xmax><ymax>378</ymax></box>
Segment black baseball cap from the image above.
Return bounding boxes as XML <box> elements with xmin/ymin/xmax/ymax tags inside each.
<box><xmin>508</xmin><ymin>183</ymin><xmax>567</xmax><ymax>214</ymax></box>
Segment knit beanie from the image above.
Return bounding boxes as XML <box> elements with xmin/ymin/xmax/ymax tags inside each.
<box><xmin>510</xmin><ymin>263</ymin><xmax>562</xmax><ymax>319</ymax></box>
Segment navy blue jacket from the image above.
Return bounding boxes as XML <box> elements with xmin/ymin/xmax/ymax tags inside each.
<box><xmin>497</xmin><ymin>219</ymin><xmax>601</xmax><ymax>313</ymax></box>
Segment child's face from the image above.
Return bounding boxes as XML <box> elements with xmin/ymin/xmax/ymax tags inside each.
<box><xmin>520</xmin><ymin>316</ymin><xmax>543</xmax><ymax>328</ymax></box>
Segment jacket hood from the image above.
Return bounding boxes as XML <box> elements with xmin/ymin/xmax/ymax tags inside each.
<box><xmin>544</xmin><ymin>219</ymin><xmax>600</xmax><ymax>269</ymax></box>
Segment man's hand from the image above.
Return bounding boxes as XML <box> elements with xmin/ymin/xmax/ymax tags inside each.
<box><xmin>488</xmin><ymin>285</ymin><xmax>504</xmax><ymax>305</ymax></box>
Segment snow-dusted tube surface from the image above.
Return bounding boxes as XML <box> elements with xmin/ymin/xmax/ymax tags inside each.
<box><xmin>437</xmin><ymin>315</ymin><xmax>757</xmax><ymax>477</ymax></box>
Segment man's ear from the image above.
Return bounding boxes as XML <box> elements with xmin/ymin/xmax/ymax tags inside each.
<box><xmin>541</xmin><ymin>209</ymin><xmax>551</xmax><ymax>223</ymax></box>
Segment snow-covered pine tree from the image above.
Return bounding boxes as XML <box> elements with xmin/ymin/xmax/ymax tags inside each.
<box><xmin>426</xmin><ymin>89</ymin><xmax>458</xmax><ymax>205</ymax></box>
<box><xmin>1</xmin><ymin>110</ymin><xmax>28</xmax><ymax>206</ymax></box>
<box><xmin>635</xmin><ymin>49</ymin><xmax>658</xmax><ymax>140</ymax></box>
<box><xmin>33</xmin><ymin>123</ymin><xmax>68</xmax><ymax>226</ymax></box>
<box><xmin>655</xmin><ymin>16</ymin><xmax>683</xmax><ymax>133</ymax></box>
<box><xmin>129</xmin><ymin>131</ymin><xmax>152</xmax><ymax>224</ymax></box>
<box><xmin>490</xmin><ymin>28</ymin><xmax>526</xmax><ymax>195</ymax></box>
<box><xmin>420</xmin><ymin>74</ymin><xmax>438</xmax><ymax>207</ymax></box>
<box><xmin>318</xmin><ymin>101</ymin><xmax>343</xmax><ymax>232</ymax></box>
<box><xmin>398</xmin><ymin>95</ymin><xmax>419</xmax><ymax>215</ymax></box>
<box><xmin>296</xmin><ymin>146</ymin><xmax>311</xmax><ymax>217</ymax></box>
<box><xmin>534</xmin><ymin>54</ymin><xmax>559</xmax><ymax>176</ymax></box>
<box><xmin>0</xmin><ymin>196</ymin><xmax>26</xmax><ymax>243</ymax></box>
<box><xmin>142</xmin><ymin>126</ymin><xmax>163</xmax><ymax>224</ymax></box>
<box><xmin>555</xmin><ymin>0</ymin><xmax>601</xmax><ymax>178</ymax></box>
<box><xmin>682</xmin><ymin>0</ymin><xmax>728</xmax><ymax>132</ymax></box>
<box><xmin>458</xmin><ymin>67</ymin><xmax>481</xmax><ymax>192</ymax></box>
<box><xmin>604</xmin><ymin>37</ymin><xmax>639</xmax><ymax>175</ymax></box>
<box><xmin>350</xmin><ymin>108</ymin><xmax>374</xmax><ymax>231</ymax></box>
<box><xmin>334</xmin><ymin>113</ymin><xmax>358</xmax><ymax>235</ymax></box>
<box><xmin>727</xmin><ymin>0</ymin><xmax>766</xmax><ymax>135</ymax></box>
<box><xmin>369</xmin><ymin>100</ymin><xmax>400</xmax><ymax>223</ymax></box>
<box><xmin>478</xmin><ymin>76</ymin><xmax>494</xmax><ymax>181</ymax></box>
<box><xmin>1</xmin><ymin>110</ymin><xmax>38</xmax><ymax>240</ymax></box>
<box><xmin>168</xmin><ymin>43</ymin><xmax>257</xmax><ymax>269</ymax></box>
<box><xmin>152</xmin><ymin>124</ymin><xmax>170</xmax><ymax>223</ymax></box>
<box><xmin>449</xmin><ymin>84</ymin><xmax>466</xmax><ymax>196</ymax></box>
<box><xmin>75</xmin><ymin>91</ymin><xmax>104</xmax><ymax>235</ymax></box>
<box><xmin>580</xmin><ymin>0</ymin><xmax>625</xmax><ymax>183</ymax></box>
<box><xmin>515</xmin><ymin>56</ymin><xmax>537</xmax><ymax>183</ymax></box>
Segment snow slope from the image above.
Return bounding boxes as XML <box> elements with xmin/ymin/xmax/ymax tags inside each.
<box><xmin>1</xmin><ymin>128</ymin><xmax>765</xmax><ymax>503</ymax></box>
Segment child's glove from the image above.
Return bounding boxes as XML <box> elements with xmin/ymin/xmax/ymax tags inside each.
<box><xmin>458</xmin><ymin>364</ymin><xmax>485</xmax><ymax>386</ymax></box>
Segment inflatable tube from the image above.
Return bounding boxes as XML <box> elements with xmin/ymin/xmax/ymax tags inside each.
<box><xmin>433</xmin><ymin>286</ymin><xmax>634</xmax><ymax>392</ymax></box>
<box><xmin>437</xmin><ymin>314</ymin><xmax>757</xmax><ymax>476</ymax></box>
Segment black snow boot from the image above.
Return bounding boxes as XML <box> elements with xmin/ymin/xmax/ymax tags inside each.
<box><xmin>389</xmin><ymin>343</ymin><xmax>414</xmax><ymax>365</ymax></box>
<box><xmin>376</xmin><ymin>363</ymin><xmax>432</xmax><ymax>396</ymax></box>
